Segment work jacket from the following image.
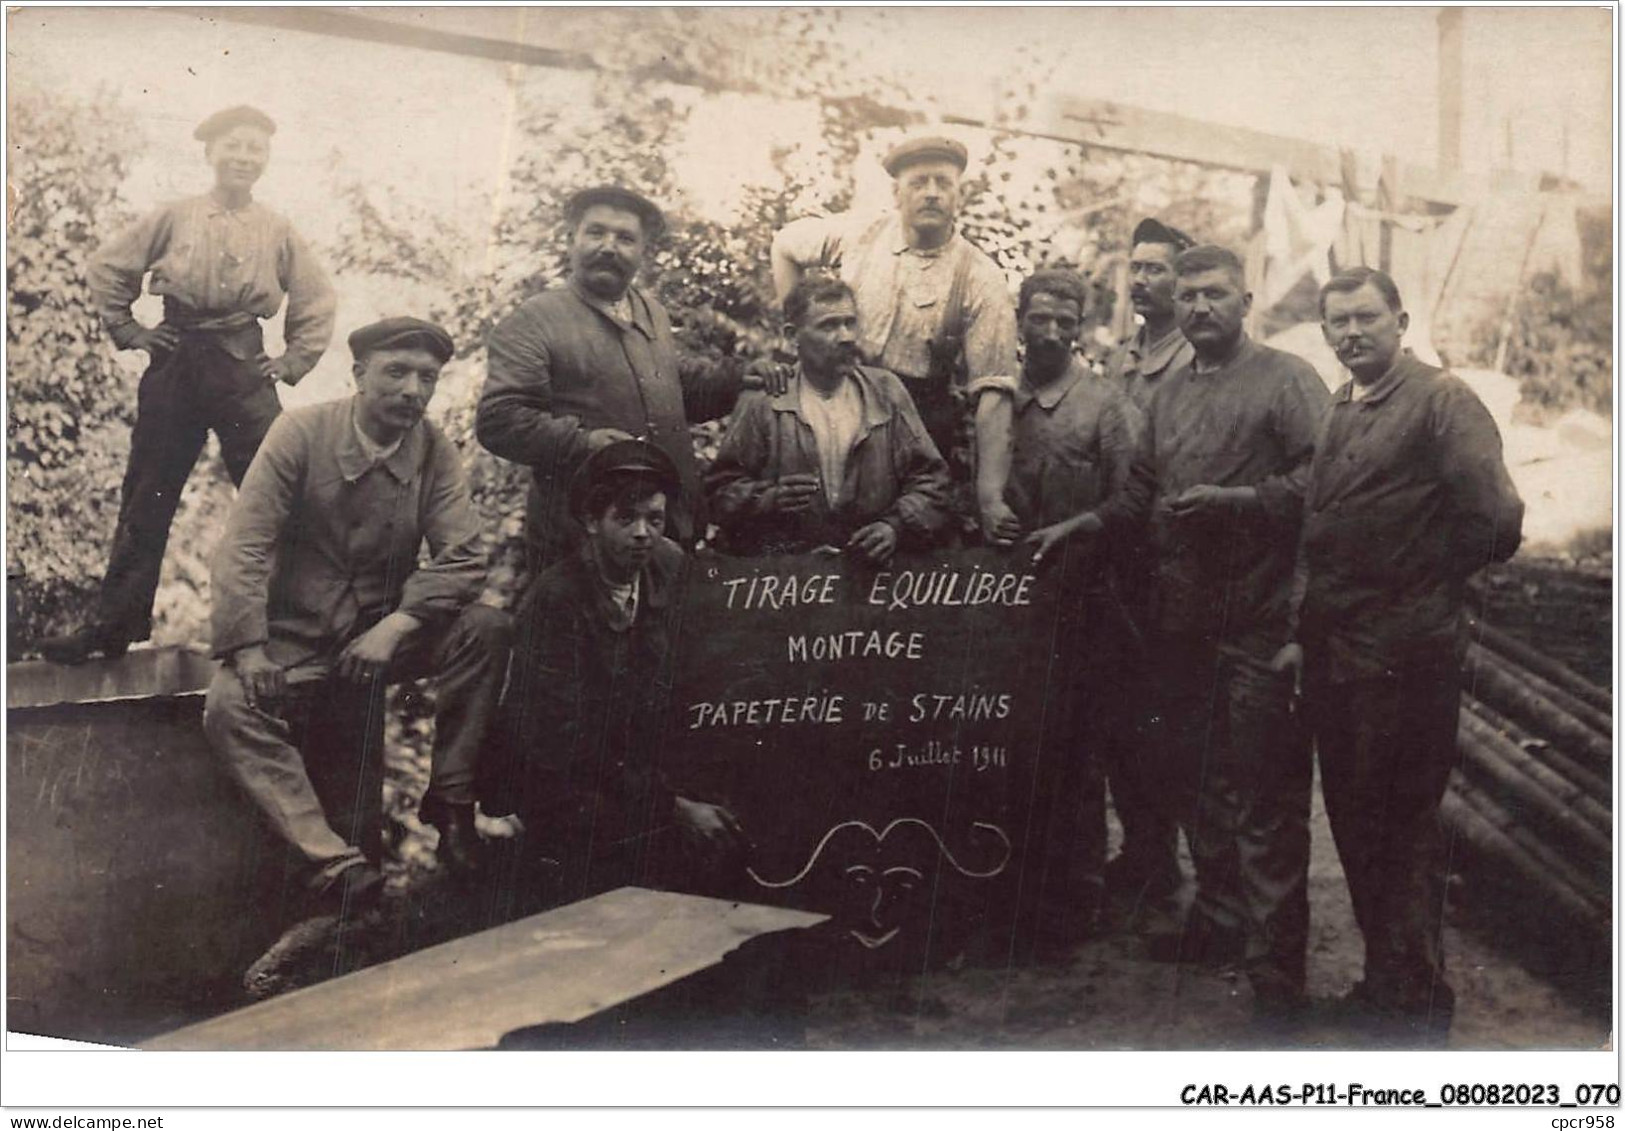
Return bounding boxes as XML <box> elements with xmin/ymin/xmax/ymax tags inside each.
<box><xmin>705</xmin><ymin>364</ymin><xmax>952</xmax><ymax>556</ymax></box>
<box><xmin>1297</xmin><ymin>352</ymin><xmax>1524</xmax><ymax>683</ymax></box>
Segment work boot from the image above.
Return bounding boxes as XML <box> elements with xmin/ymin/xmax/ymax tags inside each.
<box><xmin>39</xmin><ymin>624</ymin><xmax>133</xmax><ymax>666</ymax></box>
<box><xmin>426</xmin><ymin>799</ymin><xmax>482</xmax><ymax>876</ymax></box>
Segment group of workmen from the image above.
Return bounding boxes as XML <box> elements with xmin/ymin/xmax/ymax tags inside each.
<box><xmin>40</xmin><ymin>106</ymin><xmax>1525</xmax><ymax>1047</ymax></box>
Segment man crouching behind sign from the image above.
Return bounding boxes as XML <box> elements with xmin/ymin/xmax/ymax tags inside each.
<box><xmin>482</xmin><ymin>440</ymin><xmax>744</xmax><ymax>910</ymax></box>
<box><xmin>707</xmin><ymin>275</ymin><xmax>952</xmax><ymax>561</ymax></box>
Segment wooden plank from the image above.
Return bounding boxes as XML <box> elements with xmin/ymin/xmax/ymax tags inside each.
<box><xmin>8</xmin><ymin>647</ymin><xmax>215</xmax><ymax>710</ymax></box>
<box><xmin>141</xmin><ymin>888</ymin><xmax>826</xmax><ymax>1051</ymax></box>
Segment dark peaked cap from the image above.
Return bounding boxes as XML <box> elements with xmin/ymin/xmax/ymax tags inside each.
<box><xmin>569</xmin><ymin>438</ymin><xmax>682</xmax><ymax>519</ymax></box>
<box><xmin>882</xmin><ymin>135</ymin><xmax>969</xmax><ymax>177</ymax></box>
<box><xmin>347</xmin><ymin>317</ymin><xmax>456</xmax><ymax>363</ymax></box>
<box><xmin>194</xmin><ymin>105</ymin><xmax>277</xmax><ymax>143</ymax></box>
<box><xmin>565</xmin><ymin>185</ymin><xmax>666</xmax><ymax>238</ymax></box>
<box><xmin>1132</xmin><ymin>218</ymin><xmax>1195</xmax><ymax>252</ymax></box>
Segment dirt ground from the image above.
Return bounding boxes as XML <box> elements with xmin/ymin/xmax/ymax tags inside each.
<box><xmin>801</xmin><ymin>781</ymin><xmax>1611</xmax><ymax>1051</ymax></box>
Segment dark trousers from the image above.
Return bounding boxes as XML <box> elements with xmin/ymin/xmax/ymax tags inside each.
<box><xmin>1310</xmin><ymin>662</ymin><xmax>1461</xmax><ymax>1021</ymax></box>
<box><xmin>1014</xmin><ymin>596</ymin><xmax>1112</xmax><ymax>954</ymax></box>
<box><xmin>1151</xmin><ymin>641</ymin><xmax>1312</xmax><ymax>996</ymax></box>
<box><xmin>96</xmin><ymin>333</ymin><xmax>281</xmax><ymax>639</ymax></box>
<box><xmin>204</xmin><ymin>605</ymin><xmax>512</xmax><ymax>887</ymax></box>
<box><xmin>1101</xmin><ymin>621</ymin><xmax>1182</xmax><ymax>884</ymax></box>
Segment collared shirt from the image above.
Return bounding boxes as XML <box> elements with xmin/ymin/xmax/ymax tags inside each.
<box><xmin>771</xmin><ymin>213</ymin><xmax>1018</xmax><ymax>399</ymax></box>
<box><xmin>89</xmin><ymin>193</ymin><xmax>335</xmax><ymax>382</ymax></box>
<box><xmin>1105</xmin><ymin>322</ymin><xmax>1195</xmax><ymax>415</ymax></box>
<box><xmin>211</xmin><ymin>397</ymin><xmax>486</xmax><ymax>666</ymax></box>
<box><xmin>477</xmin><ymin>281</ymin><xmax>745</xmax><ymax>567</ymax></box>
<box><xmin>352</xmin><ymin>415</ymin><xmax>403</xmax><ymax>468</ymax></box>
<box><xmin>1297</xmin><ymin>351</ymin><xmax>1524</xmax><ymax>683</ymax></box>
<box><xmin>1006</xmin><ymin>358</ymin><xmax>1135</xmax><ymax>531</ymax></box>
<box><xmin>1116</xmin><ymin>335</ymin><xmax>1331</xmax><ymax>653</ymax></box>
<box><xmin>706</xmin><ymin>364</ymin><xmax>952</xmax><ymax>555</ymax></box>
<box><xmin>798</xmin><ymin>374</ymin><xmax>865</xmax><ymax>507</ymax></box>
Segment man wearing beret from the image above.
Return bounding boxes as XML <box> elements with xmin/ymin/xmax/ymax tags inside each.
<box><xmin>483</xmin><ymin>438</ymin><xmax>744</xmax><ymax>909</ymax></box>
<box><xmin>1106</xmin><ymin>218</ymin><xmax>1198</xmax><ymax>414</ymax></box>
<box><xmin>204</xmin><ymin>318</ymin><xmax>510</xmax><ymax>905</ymax></box>
<box><xmin>770</xmin><ymin>135</ymin><xmax>1022</xmax><ymax>546</ymax></box>
<box><xmin>43</xmin><ymin>105</ymin><xmax>336</xmax><ymax>664</ymax></box>
<box><xmin>478</xmin><ymin>185</ymin><xmax>776</xmax><ymax>576</ymax></box>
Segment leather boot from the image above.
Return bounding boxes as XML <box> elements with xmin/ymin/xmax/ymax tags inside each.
<box><xmin>427</xmin><ymin>800</ymin><xmax>482</xmax><ymax>875</ymax></box>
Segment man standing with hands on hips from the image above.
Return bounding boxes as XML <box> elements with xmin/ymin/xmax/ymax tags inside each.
<box><xmin>770</xmin><ymin>136</ymin><xmax>1021</xmax><ymax>546</ymax></box>
<box><xmin>44</xmin><ymin>105</ymin><xmax>335</xmax><ymax>664</ymax></box>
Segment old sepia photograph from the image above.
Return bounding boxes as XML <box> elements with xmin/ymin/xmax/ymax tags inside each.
<box><xmin>3</xmin><ymin>1</ymin><xmax>1616</xmax><ymax>1113</ymax></box>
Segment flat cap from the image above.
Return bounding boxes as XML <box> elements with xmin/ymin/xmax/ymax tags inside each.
<box><xmin>569</xmin><ymin>438</ymin><xmax>681</xmax><ymax>519</ymax></box>
<box><xmin>1132</xmin><ymin>217</ymin><xmax>1196</xmax><ymax>252</ymax></box>
<box><xmin>882</xmin><ymin>135</ymin><xmax>968</xmax><ymax>178</ymax></box>
<box><xmin>564</xmin><ymin>185</ymin><xmax>666</xmax><ymax>238</ymax></box>
<box><xmin>347</xmin><ymin>317</ymin><xmax>455</xmax><ymax>363</ymax></box>
<box><xmin>194</xmin><ymin>105</ymin><xmax>276</xmax><ymax>143</ymax></box>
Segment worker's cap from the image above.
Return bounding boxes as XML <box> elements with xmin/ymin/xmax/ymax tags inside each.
<box><xmin>347</xmin><ymin>317</ymin><xmax>456</xmax><ymax>364</ymax></box>
<box><xmin>569</xmin><ymin>438</ymin><xmax>682</xmax><ymax>519</ymax></box>
<box><xmin>882</xmin><ymin>135</ymin><xmax>969</xmax><ymax>178</ymax></box>
<box><xmin>194</xmin><ymin>105</ymin><xmax>277</xmax><ymax>144</ymax></box>
<box><xmin>564</xmin><ymin>185</ymin><xmax>667</xmax><ymax>239</ymax></box>
<box><xmin>1131</xmin><ymin>217</ymin><xmax>1196</xmax><ymax>253</ymax></box>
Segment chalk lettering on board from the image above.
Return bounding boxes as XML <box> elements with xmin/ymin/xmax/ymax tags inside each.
<box><xmin>786</xmin><ymin>630</ymin><xmax>926</xmax><ymax>663</ymax></box>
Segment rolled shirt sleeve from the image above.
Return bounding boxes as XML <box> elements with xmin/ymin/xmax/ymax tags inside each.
<box><xmin>275</xmin><ymin>227</ymin><xmax>337</xmax><ymax>383</ymax></box>
<box><xmin>959</xmin><ymin>254</ymin><xmax>1020</xmax><ymax>401</ymax></box>
<box><xmin>89</xmin><ymin>205</ymin><xmax>174</xmax><ymax>349</ymax></box>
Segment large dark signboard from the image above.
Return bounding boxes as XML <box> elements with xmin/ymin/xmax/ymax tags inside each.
<box><xmin>660</xmin><ymin>547</ymin><xmax>1066</xmax><ymax>961</ymax></box>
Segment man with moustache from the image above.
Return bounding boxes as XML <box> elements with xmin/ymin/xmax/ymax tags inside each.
<box><xmin>1099</xmin><ymin>218</ymin><xmax>1197</xmax><ymax>911</ymax></box>
<box><xmin>204</xmin><ymin>318</ymin><xmax>510</xmax><ymax>904</ymax></box>
<box><xmin>1105</xmin><ymin>218</ymin><xmax>1197</xmax><ymax>413</ymax></box>
<box><xmin>478</xmin><ymin>185</ymin><xmax>779</xmax><ymax>575</ymax></box>
<box><xmin>1274</xmin><ymin>268</ymin><xmax>1522</xmax><ymax>1044</ymax></box>
<box><xmin>43</xmin><ymin>105</ymin><xmax>335</xmax><ymax>665</ymax></box>
<box><xmin>1002</xmin><ymin>269</ymin><xmax>1139</xmax><ymax>960</ymax></box>
<box><xmin>706</xmin><ymin>275</ymin><xmax>951</xmax><ymax>562</ymax></box>
<box><xmin>770</xmin><ymin>136</ymin><xmax>1021</xmax><ymax>546</ymax></box>
<box><xmin>1116</xmin><ymin>246</ymin><xmax>1329</xmax><ymax>1027</ymax></box>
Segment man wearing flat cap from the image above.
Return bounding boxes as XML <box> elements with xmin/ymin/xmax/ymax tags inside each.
<box><xmin>204</xmin><ymin>318</ymin><xmax>510</xmax><ymax>906</ymax></box>
<box><xmin>1106</xmin><ymin>218</ymin><xmax>1198</xmax><ymax>413</ymax></box>
<box><xmin>482</xmin><ymin>438</ymin><xmax>744</xmax><ymax>909</ymax></box>
<box><xmin>770</xmin><ymin>135</ymin><xmax>1022</xmax><ymax>545</ymax></box>
<box><xmin>478</xmin><ymin>184</ymin><xmax>774</xmax><ymax>576</ymax></box>
<box><xmin>43</xmin><ymin>104</ymin><xmax>336</xmax><ymax>665</ymax></box>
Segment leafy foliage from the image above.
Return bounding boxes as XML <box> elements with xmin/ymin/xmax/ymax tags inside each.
<box><xmin>1485</xmin><ymin>269</ymin><xmax>1613</xmax><ymax>418</ymax></box>
<box><xmin>6</xmin><ymin>90</ymin><xmax>142</xmax><ymax>647</ymax></box>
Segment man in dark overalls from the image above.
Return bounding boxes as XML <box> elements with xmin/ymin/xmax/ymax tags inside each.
<box><xmin>43</xmin><ymin>105</ymin><xmax>335</xmax><ymax>664</ymax></box>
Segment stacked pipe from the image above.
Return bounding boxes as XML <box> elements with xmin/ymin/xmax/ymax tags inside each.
<box><xmin>1443</xmin><ymin>617</ymin><xmax>1613</xmax><ymax>938</ymax></box>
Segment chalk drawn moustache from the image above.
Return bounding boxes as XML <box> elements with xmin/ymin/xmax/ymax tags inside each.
<box><xmin>746</xmin><ymin>817</ymin><xmax>1012</xmax><ymax>889</ymax></box>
